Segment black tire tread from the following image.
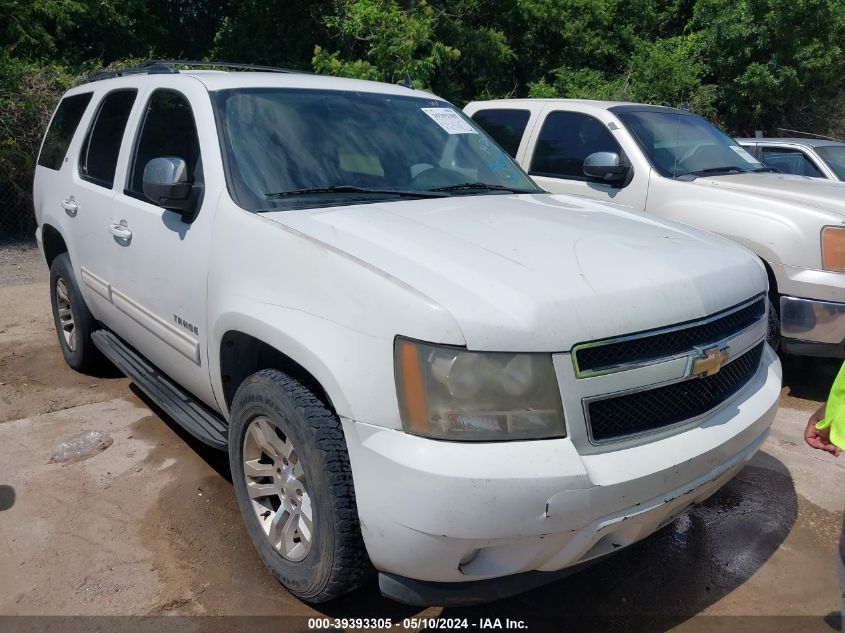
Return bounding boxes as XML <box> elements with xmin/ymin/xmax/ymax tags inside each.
<box><xmin>49</xmin><ymin>252</ymin><xmax>102</xmax><ymax>373</ymax></box>
<box><xmin>767</xmin><ymin>297</ymin><xmax>781</xmax><ymax>353</ymax></box>
<box><xmin>231</xmin><ymin>368</ymin><xmax>373</xmax><ymax>602</ymax></box>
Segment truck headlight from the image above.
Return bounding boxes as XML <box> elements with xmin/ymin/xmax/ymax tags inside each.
<box><xmin>822</xmin><ymin>226</ymin><xmax>845</xmax><ymax>271</ymax></box>
<box><xmin>394</xmin><ymin>337</ymin><xmax>566</xmax><ymax>441</ymax></box>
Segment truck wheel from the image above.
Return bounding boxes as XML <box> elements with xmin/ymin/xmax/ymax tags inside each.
<box><xmin>229</xmin><ymin>369</ymin><xmax>372</xmax><ymax>602</ymax></box>
<box><xmin>49</xmin><ymin>253</ymin><xmax>102</xmax><ymax>372</ymax></box>
<box><xmin>767</xmin><ymin>298</ymin><xmax>781</xmax><ymax>352</ymax></box>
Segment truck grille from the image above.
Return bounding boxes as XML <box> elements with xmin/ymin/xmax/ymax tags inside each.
<box><xmin>586</xmin><ymin>342</ymin><xmax>764</xmax><ymax>443</ymax></box>
<box><xmin>573</xmin><ymin>296</ymin><xmax>765</xmax><ymax>376</ymax></box>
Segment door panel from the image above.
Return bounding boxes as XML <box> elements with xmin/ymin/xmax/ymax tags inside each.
<box><xmin>71</xmin><ymin>89</ymin><xmax>139</xmax><ymax>321</ymax></box>
<box><xmin>106</xmin><ymin>85</ymin><xmax>217</xmax><ymax>408</ymax></box>
<box><xmin>524</xmin><ymin>109</ymin><xmax>648</xmax><ymax>209</ymax></box>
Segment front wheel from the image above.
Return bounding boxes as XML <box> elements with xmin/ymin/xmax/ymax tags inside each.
<box><xmin>228</xmin><ymin>369</ymin><xmax>372</xmax><ymax>602</ymax></box>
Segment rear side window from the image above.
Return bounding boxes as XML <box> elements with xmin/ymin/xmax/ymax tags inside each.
<box><xmin>530</xmin><ymin>111</ymin><xmax>622</xmax><ymax>179</ymax></box>
<box><xmin>127</xmin><ymin>90</ymin><xmax>201</xmax><ymax>198</ymax></box>
<box><xmin>760</xmin><ymin>147</ymin><xmax>823</xmax><ymax>178</ymax></box>
<box><xmin>471</xmin><ymin>109</ymin><xmax>531</xmax><ymax>158</ymax></box>
<box><xmin>79</xmin><ymin>90</ymin><xmax>137</xmax><ymax>188</ymax></box>
<box><xmin>38</xmin><ymin>93</ymin><xmax>93</xmax><ymax>170</ymax></box>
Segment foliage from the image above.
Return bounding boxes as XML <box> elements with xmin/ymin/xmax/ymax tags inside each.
<box><xmin>0</xmin><ymin>56</ymin><xmax>76</xmax><ymax>203</ymax></box>
<box><xmin>312</xmin><ymin>0</ymin><xmax>460</xmax><ymax>88</ymax></box>
<box><xmin>212</xmin><ymin>0</ymin><xmax>328</xmax><ymax>69</ymax></box>
<box><xmin>691</xmin><ymin>0</ymin><xmax>845</xmax><ymax>134</ymax></box>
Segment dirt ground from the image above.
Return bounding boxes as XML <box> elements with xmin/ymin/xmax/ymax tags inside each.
<box><xmin>1</xmin><ymin>240</ymin><xmax>843</xmax><ymax>633</ymax></box>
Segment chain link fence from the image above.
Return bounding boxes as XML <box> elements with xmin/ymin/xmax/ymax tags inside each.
<box><xmin>0</xmin><ymin>183</ymin><xmax>35</xmax><ymax>239</ymax></box>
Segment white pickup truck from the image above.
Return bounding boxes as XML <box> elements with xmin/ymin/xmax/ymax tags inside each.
<box><xmin>466</xmin><ymin>99</ymin><xmax>845</xmax><ymax>358</ymax></box>
<box><xmin>34</xmin><ymin>62</ymin><xmax>780</xmax><ymax>606</ymax></box>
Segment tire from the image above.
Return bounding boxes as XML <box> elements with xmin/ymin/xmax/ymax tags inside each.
<box><xmin>49</xmin><ymin>252</ymin><xmax>102</xmax><ymax>372</ymax></box>
<box><xmin>767</xmin><ymin>297</ymin><xmax>781</xmax><ymax>352</ymax></box>
<box><xmin>229</xmin><ymin>369</ymin><xmax>372</xmax><ymax>602</ymax></box>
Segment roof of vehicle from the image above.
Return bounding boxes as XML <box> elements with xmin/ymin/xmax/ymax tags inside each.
<box><xmin>737</xmin><ymin>137</ymin><xmax>845</xmax><ymax>148</ymax></box>
<box><xmin>70</xmin><ymin>66</ymin><xmax>439</xmax><ymax>100</ymax></box>
<box><xmin>467</xmin><ymin>98</ymin><xmax>693</xmax><ymax>116</ymax></box>
<box><xmin>185</xmin><ymin>71</ymin><xmax>440</xmax><ymax>98</ymax></box>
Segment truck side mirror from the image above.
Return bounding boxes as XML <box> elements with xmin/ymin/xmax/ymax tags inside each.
<box><xmin>142</xmin><ymin>157</ymin><xmax>202</xmax><ymax>217</ymax></box>
<box><xmin>583</xmin><ymin>152</ymin><xmax>630</xmax><ymax>184</ymax></box>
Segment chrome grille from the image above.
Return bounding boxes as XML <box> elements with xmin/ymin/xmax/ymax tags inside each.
<box><xmin>573</xmin><ymin>296</ymin><xmax>766</xmax><ymax>377</ymax></box>
<box><xmin>585</xmin><ymin>342</ymin><xmax>764</xmax><ymax>443</ymax></box>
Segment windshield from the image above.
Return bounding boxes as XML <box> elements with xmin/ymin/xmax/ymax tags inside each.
<box><xmin>615</xmin><ymin>110</ymin><xmax>765</xmax><ymax>178</ymax></box>
<box><xmin>213</xmin><ymin>88</ymin><xmax>540</xmax><ymax>211</ymax></box>
<box><xmin>816</xmin><ymin>145</ymin><xmax>845</xmax><ymax>180</ymax></box>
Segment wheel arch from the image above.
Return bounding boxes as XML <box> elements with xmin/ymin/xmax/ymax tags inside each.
<box><xmin>217</xmin><ymin>328</ymin><xmax>345</xmax><ymax>420</ymax></box>
<box><xmin>41</xmin><ymin>223</ymin><xmax>68</xmax><ymax>268</ymax></box>
<box><xmin>759</xmin><ymin>257</ymin><xmax>779</xmax><ymax>299</ymax></box>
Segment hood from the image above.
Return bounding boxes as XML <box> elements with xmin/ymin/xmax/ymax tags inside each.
<box><xmin>266</xmin><ymin>194</ymin><xmax>766</xmax><ymax>351</ymax></box>
<box><xmin>693</xmin><ymin>172</ymin><xmax>845</xmax><ymax>217</ymax></box>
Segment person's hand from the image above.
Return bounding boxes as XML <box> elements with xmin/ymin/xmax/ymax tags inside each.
<box><xmin>804</xmin><ymin>404</ymin><xmax>841</xmax><ymax>456</ymax></box>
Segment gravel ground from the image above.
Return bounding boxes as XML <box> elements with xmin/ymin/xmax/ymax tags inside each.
<box><xmin>0</xmin><ymin>238</ymin><xmax>42</xmax><ymax>287</ymax></box>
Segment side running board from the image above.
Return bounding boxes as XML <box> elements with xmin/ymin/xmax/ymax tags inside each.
<box><xmin>92</xmin><ymin>329</ymin><xmax>228</xmax><ymax>449</ymax></box>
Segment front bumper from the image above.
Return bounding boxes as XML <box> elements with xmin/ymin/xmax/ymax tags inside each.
<box><xmin>342</xmin><ymin>346</ymin><xmax>781</xmax><ymax>601</ymax></box>
<box><xmin>780</xmin><ymin>295</ymin><xmax>845</xmax><ymax>357</ymax></box>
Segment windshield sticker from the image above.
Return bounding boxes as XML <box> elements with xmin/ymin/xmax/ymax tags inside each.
<box><xmin>729</xmin><ymin>145</ymin><xmax>761</xmax><ymax>164</ymax></box>
<box><xmin>421</xmin><ymin>108</ymin><xmax>478</xmax><ymax>135</ymax></box>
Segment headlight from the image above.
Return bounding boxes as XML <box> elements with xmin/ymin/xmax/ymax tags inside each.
<box><xmin>394</xmin><ymin>337</ymin><xmax>566</xmax><ymax>441</ymax></box>
<box><xmin>822</xmin><ymin>226</ymin><xmax>845</xmax><ymax>271</ymax></box>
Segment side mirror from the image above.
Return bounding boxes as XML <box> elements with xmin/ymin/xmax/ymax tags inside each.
<box><xmin>142</xmin><ymin>157</ymin><xmax>197</xmax><ymax>212</ymax></box>
<box><xmin>583</xmin><ymin>151</ymin><xmax>630</xmax><ymax>184</ymax></box>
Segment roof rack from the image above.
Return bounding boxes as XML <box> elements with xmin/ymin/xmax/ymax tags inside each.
<box><xmin>82</xmin><ymin>60</ymin><xmax>308</xmax><ymax>84</ymax></box>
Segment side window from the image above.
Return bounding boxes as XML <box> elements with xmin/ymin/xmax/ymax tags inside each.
<box><xmin>127</xmin><ymin>90</ymin><xmax>201</xmax><ymax>198</ymax></box>
<box><xmin>739</xmin><ymin>143</ymin><xmax>758</xmax><ymax>159</ymax></box>
<box><xmin>471</xmin><ymin>109</ymin><xmax>531</xmax><ymax>158</ymax></box>
<box><xmin>530</xmin><ymin>111</ymin><xmax>622</xmax><ymax>180</ymax></box>
<box><xmin>79</xmin><ymin>90</ymin><xmax>137</xmax><ymax>188</ymax></box>
<box><xmin>38</xmin><ymin>93</ymin><xmax>93</xmax><ymax>171</ymax></box>
<box><xmin>761</xmin><ymin>147</ymin><xmax>823</xmax><ymax>178</ymax></box>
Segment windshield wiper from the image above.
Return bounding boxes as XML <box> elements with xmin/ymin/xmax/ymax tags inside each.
<box><xmin>676</xmin><ymin>166</ymin><xmax>747</xmax><ymax>178</ymax></box>
<box><xmin>752</xmin><ymin>166</ymin><xmax>779</xmax><ymax>173</ymax></box>
<box><xmin>427</xmin><ymin>182</ymin><xmax>538</xmax><ymax>194</ymax></box>
<box><xmin>265</xmin><ymin>185</ymin><xmax>448</xmax><ymax>199</ymax></box>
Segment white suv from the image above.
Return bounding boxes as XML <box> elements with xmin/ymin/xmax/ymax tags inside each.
<box><xmin>34</xmin><ymin>62</ymin><xmax>780</xmax><ymax>606</ymax></box>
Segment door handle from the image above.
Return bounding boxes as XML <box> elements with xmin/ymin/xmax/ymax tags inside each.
<box><xmin>110</xmin><ymin>221</ymin><xmax>133</xmax><ymax>243</ymax></box>
<box><xmin>61</xmin><ymin>197</ymin><xmax>78</xmax><ymax>217</ymax></box>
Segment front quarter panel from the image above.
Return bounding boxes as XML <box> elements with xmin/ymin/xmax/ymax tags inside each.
<box><xmin>644</xmin><ymin>176</ymin><xmax>842</xmax><ymax>270</ymax></box>
<box><xmin>207</xmin><ymin>195</ymin><xmax>465</xmax><ymax>428</ymax></box>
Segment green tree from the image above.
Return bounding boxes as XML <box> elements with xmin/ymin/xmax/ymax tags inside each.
<box><xmin>312</xmin><ymin>0</ymin><xmax>460</xmax><ymax>89</ymax></box>
<box><xmin>213</xmin><ymin>1</ymin><xmax>329</xmax><ymax>69</ymax></box>
<box><xmin>692</xmin><ymin>0</ymin><xmax>845</xmax><ymax>133</ymax></box>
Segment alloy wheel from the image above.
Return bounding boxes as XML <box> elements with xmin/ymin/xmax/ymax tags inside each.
<box><xmin>55</xmin><ymin>278</ymin><xmax>77</xmax><ymax>352</ymax></box>
<box><xmin>242</xmin><ymin>416</ymin><xmax>313</xmax><ymax>561</ymax></box>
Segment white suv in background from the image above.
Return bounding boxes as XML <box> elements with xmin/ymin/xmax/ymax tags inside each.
<box><xmin>34</xmin><ymin>62</ymin><xmax>780</xmax><ymax>606</ymax></box>
<box><xmin>466</xmin><ymin>99</ymin><xmax>845</xmax><ymax>358</ymax></box>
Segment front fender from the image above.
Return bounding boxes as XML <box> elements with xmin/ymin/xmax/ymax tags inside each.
<box><xmin>207</xmin><ymin>197</ymin><xmax>464</xmax><ymax>428</ymax></box>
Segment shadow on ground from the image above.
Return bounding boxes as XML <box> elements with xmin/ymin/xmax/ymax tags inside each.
<box><xmin>781</xmin><ymin>353</ymin><xmax>841</xmax><ymax>403</ymax></box>
<box><xmin>128</xmin><ymin>384</ymin><xmax>231</xmax><ymax>482</ymax></box>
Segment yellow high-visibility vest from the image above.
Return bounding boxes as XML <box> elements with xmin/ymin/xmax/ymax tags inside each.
<box><xmin>817</xmin><ymin>361</ymin><xmax>845</xmax><ymax>449</ymax></box>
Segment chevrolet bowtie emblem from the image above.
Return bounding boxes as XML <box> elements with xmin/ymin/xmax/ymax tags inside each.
<box><xmin>691</xmin><ymin>345</ymin><xmax>730</xmax><ymax>378</ymax></box>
